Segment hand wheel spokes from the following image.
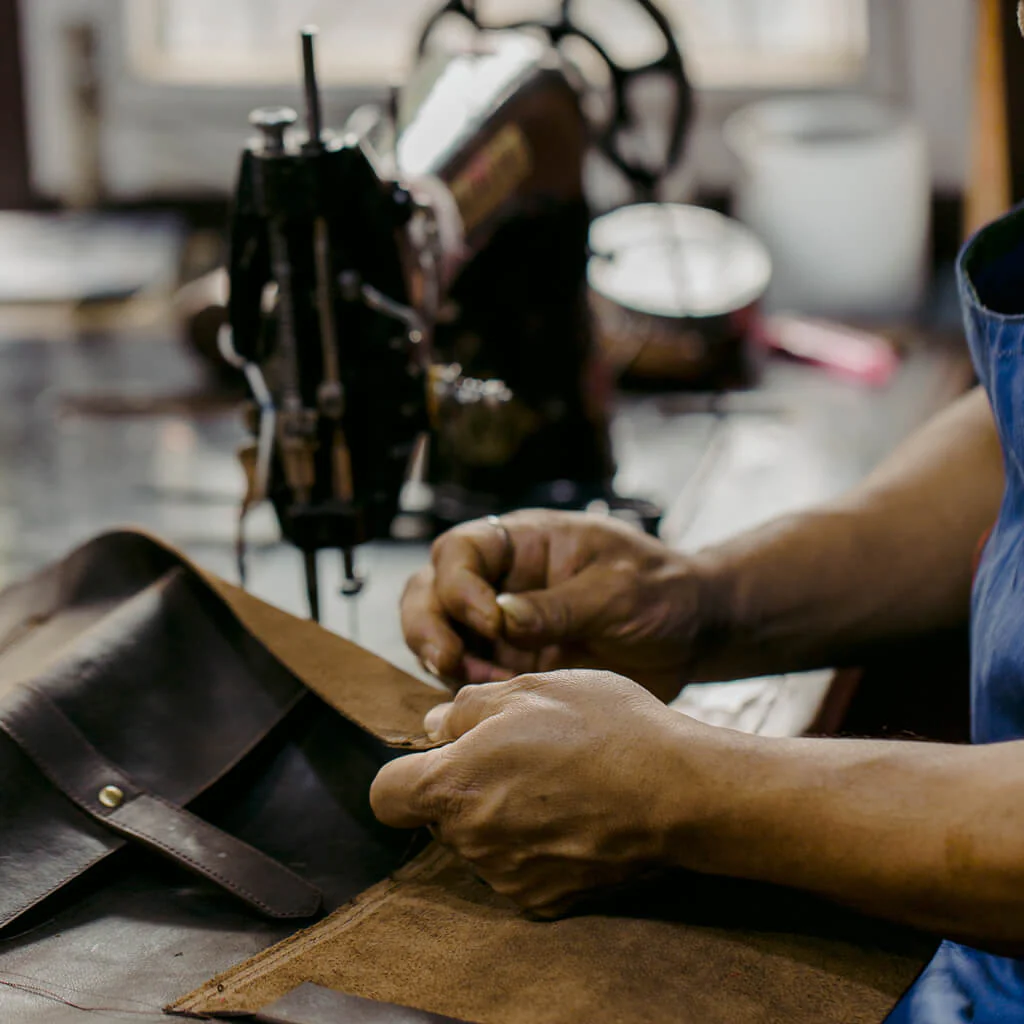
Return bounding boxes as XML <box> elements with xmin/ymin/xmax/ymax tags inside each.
<box><xmin>416</xmin><ymin>0</ymin><xmax>694</xmax><ymax>200</ymax></box>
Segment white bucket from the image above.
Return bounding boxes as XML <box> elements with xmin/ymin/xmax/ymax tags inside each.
<box><xmin>725</xmin><ymin>95</ymin><xmax>931</xmax><ymax>318</ymax></box>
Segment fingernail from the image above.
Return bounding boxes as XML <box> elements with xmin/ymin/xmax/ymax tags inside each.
<box><xmin>421</xmin><ymin>646</ymin><xmax>443</xmax><ymax>678</ymax></box>
<box><xmin>496</xmin><ymin>593</ymin><xmax>540</xmax><ymax>633</ymax></box>
<box><xmin>424</xmin><ymin>702</ymin><xmax>453</xmax><ymax>741</ymax></box>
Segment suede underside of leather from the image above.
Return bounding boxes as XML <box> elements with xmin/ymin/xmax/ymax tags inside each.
<box><xmin>178</xmin><ymin>844</ymin><xmax>934</xmax><ymax>1024</ymax></box>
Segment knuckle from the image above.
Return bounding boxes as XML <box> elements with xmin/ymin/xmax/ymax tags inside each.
<box><xmin>502</xmin><ymin>509</ymin><xmax>541</xmax><ymax>530</ymax></box>
<box><xmin>416</xmin><ymin>756</ymin><xmax>463</xmax><ymax>818</ymax></box>
<box><xmin>431</xmin><ymin>525</ymin><xmax>471</xmax><ymax>566</ymax></box>
<box><xmin>583</xmin><ymin>512</ymin><xmax>621</xmax><ymax>539</ymax></box>
<box><xmin>510</xmin><ymin>672</ymin><xmax>548</xmax><ymax>693</ymax></box>
<box><xmin>608</xmin><ymin>556</ymin><xmax>641</xmax><ymax>589</ymax></box>
<box><xmin>543</xmin><ymin>597</ymin><xmax>571</xmax><ymax>637</ymax></box>
<box><xmin>453</xmin><ymin>682</ymin><xmax>484</xmax><ymax>710</ymax></box>
<box><xmin>455</xmin><ymin>678</ymin><xmax>514</xmax><ymax>711</ymax></box>
<box><xmin>429</xmin><ymin>533</ymin><xmax>449</xmax><ymax>565</ymax></box>
<box><xmin>400</xmin><ymin>567</ymin><xmax>430</xmax><ymax>606</ymax></box>
<box><xmin>597</xmin><ymin>559</ymin><xmax>643</xmax><ymax>618</ymax></box>
<box><xmin>516</xmin><ymin>669</ymin><xmax>567</xmax><ymax>691</ymax></box>
<box><xmin>433</xmin><ymin>749</ymin><xmax>481</xmax><ymax>802</ymax></box>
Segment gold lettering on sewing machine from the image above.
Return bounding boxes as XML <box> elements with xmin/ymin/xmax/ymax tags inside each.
<box><xmin>450</xmin><ymin>124</ymin><xmax>533</xmax><ymax>235</ymax></box>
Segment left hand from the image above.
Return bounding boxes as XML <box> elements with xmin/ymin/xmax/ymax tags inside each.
<box><xmin>400</xmin><ymin>511</ymin><xmax>703</xmax><ymax>701</ymax></box>
<box><xmin>370</xmin><ymin>670</ymin><xmax>718</xmax><ymax>916</ymax></box>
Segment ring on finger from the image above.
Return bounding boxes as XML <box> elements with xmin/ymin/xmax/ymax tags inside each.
<box><xmin>485</xmin><ymin>515</ymin><xmax>515</xmax><ymax>582</ymax></box>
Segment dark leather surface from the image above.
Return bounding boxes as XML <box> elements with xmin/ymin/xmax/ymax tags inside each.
<box><xmin>0</xmin><ymin>698</ymin><xmax>424</xmax><ymax>1022</ymax></box>
<box><xmin>0</xmin><ymin>566</ymin><xmax>309</xmax><ymax>927</ymax></box>
<box><xmin>0</xmin><ymin>536</ymin><xmax>426</xmax><ymax>1021</ymax></box>
<box><xmin>0</xmin><ymin>865</ymin><xmax>293</xmax><ymax>1022</ymax></box>
<box><xmin>1</xmin><ymin>686</ymin><xmax>322</xmax><ymax>920</ymax></box>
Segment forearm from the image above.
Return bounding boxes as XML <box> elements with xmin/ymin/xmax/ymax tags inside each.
<box><xmin>665</xmin><ymin>727</ymin><xmax>1024</xmax><ymax>953</ymax></box>
<box><xmin>688</xmin><ymin>387</ymin><xmax>1004</xmax><ymax>680</ymax></box>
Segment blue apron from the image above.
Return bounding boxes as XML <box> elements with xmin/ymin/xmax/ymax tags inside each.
<box><xmin>886</xmin><ymin>207</ymin><xmax>1024</xmax><ymax>1022</ymax></box>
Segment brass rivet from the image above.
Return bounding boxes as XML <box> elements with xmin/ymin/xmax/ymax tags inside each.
<box><xmin>98</xmin><ymin>785</ymin><xmax>124</xmax><ymax>809</ymax></box>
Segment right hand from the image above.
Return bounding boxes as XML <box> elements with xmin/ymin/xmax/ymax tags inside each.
<box><xmin>401</xmin><ymin>510</ymin><xmax>708</xmax><ymax>703</ymax></box>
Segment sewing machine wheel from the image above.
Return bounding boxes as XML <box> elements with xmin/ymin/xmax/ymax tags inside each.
<box><xmin>418</xmin><ymin>0</ymin><xmax>694</xmax><ymax>200</ymax></box>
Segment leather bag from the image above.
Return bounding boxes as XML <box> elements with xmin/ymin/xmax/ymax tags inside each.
<box><xmin>0</xmin><ymin>531</ymin><xmax>934</xmax><ymax>1023</ymax></box>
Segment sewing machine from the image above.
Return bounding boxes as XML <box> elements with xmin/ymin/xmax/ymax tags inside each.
<box><xmin>221</xmin><ymin>1</ymin><xmax>692</xmax><ymax>619</ymax></box>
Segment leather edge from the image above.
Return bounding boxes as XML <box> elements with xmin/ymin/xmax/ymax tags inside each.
<box><xmin>169</xmin><ymin>844</ymin><xmax>451</xmax><ymax>1017</ymax></box>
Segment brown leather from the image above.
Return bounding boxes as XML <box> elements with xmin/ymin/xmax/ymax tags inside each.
<box><xmin>0</xmin><ymin>531</ymin><xmax>935</xmax><ymax>1023</ymax></box>
<box><xmin>176</xmin><ymin>844</ymin><xmax>935</xmax><ymax>1024</ymax></box>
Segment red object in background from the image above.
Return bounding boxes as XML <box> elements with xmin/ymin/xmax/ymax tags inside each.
<box><xmin>754</xmin><ymin>314</ymin><xmax>901</xmax><ymax>387</ymax></box>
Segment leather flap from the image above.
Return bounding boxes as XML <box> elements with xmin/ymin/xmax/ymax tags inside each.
<box><xmin>176</xmin><ymin>844</ymin><xmax>936</xmax><ymax>1024</ymax></box>
<box><xmin>0</xmin><ymin>531</ymin><xmax>443</xmax><ymax>932</ymax></box>
<box><xmin>0</xmin><ymin>686</ymin><xmax>321</xmax><ymax>920</ymax></box>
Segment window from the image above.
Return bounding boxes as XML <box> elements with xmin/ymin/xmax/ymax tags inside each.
<box><xmin>28</xmin><ymin>0</ymin><xmax>950</xmax><ymax>203</ymax></box>
<box><xmin>128</xmin><ymin>0</ymin><xmax>870</xmax><ymax>90</ymax></box>
<box><xmin>673</xmin><ymin>0</ymin><xmax>870</xmax><ymax>87</ymax></box>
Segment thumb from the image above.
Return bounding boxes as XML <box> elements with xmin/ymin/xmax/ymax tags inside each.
<box><xmin>496</xmin><ymin>565</ymin><xmax>610</xmax><ymax>648</ymax></box>
<box><xmin>369</xmin><ymin>751</ymin><xmax>439</xmax><ymax>829</ymax></box>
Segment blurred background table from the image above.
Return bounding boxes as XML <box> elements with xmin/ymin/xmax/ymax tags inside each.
<box><xmin>0</xmin><ymin>284</ymin><xmax>974</xmax><ymax>734</ymax></box>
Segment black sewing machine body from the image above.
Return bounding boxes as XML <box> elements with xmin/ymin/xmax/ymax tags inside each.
<box><xmin>227</xmin><ymin>16</ymin><xmax>688</xmax><ymax>615</ymax></box>
<box><xmin>399</xmin><ymin>39</ymin><xmax>615</xmax><ymax>523</ymax></box>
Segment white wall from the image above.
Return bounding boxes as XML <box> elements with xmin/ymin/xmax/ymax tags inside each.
<box><xmin>20</xmin><ymin>0</ymin><xmax>978</xmax><ymax>201</ymax></box>
<box><xmin>687</xmin><ymin>0</ymin><xmax>975</xmax><ymax>194</ymax></box>
<box><xmin>904</xmin><ymin>0</ymin><xmax>973</xmax><ymax>192</ymax></box>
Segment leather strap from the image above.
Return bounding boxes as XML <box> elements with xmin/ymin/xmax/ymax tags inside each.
<box><xmin>0</xmin><ymin>685</ymin><xmax>322</xmax><ymax>920</ymax></box>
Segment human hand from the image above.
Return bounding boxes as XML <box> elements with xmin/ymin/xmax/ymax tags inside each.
<box><xmin>370</xmin><ymin>670</ymin><xmax>727</xmax><ymax>916</ymax></box>
<box><xmin>402</xmin><ymin>510</ymin><xmax>707</xmax><ymax>703</ymax></box>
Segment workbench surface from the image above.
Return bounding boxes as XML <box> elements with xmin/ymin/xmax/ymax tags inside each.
<box><xmin>0</xmin><ymin>311</ymin><xmax>972</xmax><ymax>685</ymax></box>
<box><xmin>0</xmin><ymin>298</ymin><xmax>971</xmax><ymax>1022</ymax></box>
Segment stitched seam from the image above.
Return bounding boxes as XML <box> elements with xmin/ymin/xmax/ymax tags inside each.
<box><xmin>0</xmin><ymin>695</ymin><xmax>134</xmax><ymax>806</ymax></box>
<box><xmin>119</xmin><ymin>792</ymin><xmax>318</xmax><ymax>915</ymax></box>
<box><xmin>0</xmin><ymin>845</ymin><xmax>117</xmax><ymax>927</ymax></box>
<box><xmin>1</xmin><ymin>705</ymin><xmax>143</xmax><ymax>813</ymax></box>
<box><xmin>177</xmin><ymin>878</ymin><xmax>403</xmax><ymax>1004</ymax></box>
<box><xmin>174</xmin><ymin>844</ymin><xmax>449</xmax><ymax>1008</ymax></box>
<box><xmin>0</xmin><ymin>968</ymin><xmax>160</xmax><ymax>1011</ymax></box>
<box><xmin>0</xmin><ymin>976</ymin><xmax>165</xmax><ymax>1019</ymax></box>
<box><xmin>105</xmin><ymin>813</ymin><xmax>287</xmax><ymax>917</ymax></box>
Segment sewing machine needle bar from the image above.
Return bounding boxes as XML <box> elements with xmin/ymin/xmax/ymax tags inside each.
<box><xmin>304</xmin><ymin>549</ymin><xmax>321</xmax><ymax>623</ymax></box>
<box><xmin>301</xmin><ymin>27</ymin><xmax>324</xmax><ymax>148</ymax></box>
